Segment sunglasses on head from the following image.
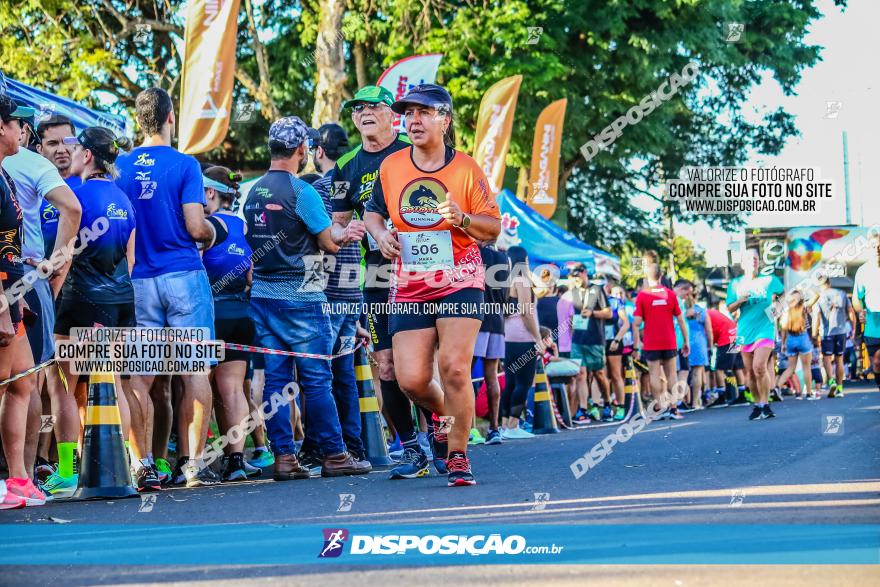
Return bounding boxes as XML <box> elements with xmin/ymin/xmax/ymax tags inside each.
<box><xmin>351</xmin><ymin>103</ymin><xmax>386</xmax><ymax>113</ymax></box>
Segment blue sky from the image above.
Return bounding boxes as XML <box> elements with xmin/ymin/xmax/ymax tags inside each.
<box><xmin>663</xmin><ymin>0</ymin><xmax>879</xmax><ymax>266</ymax></box>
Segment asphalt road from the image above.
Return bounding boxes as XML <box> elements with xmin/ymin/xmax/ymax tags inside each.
<box><xmin>2</xmin><ymin>383</ymin><xmax>878</xmax><ymax>585</ymax></box>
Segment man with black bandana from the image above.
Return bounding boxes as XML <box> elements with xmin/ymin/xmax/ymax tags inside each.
<box><xmin>329</xmin><ymin>86</ymin><xmax>434</xmax><ymax>478</ymax></box>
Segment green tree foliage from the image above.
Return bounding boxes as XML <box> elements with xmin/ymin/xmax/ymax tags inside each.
<box><xmin>1</xmin><ymin>0</ymin><xmax>847</xmax><ymax>254</ymax></box>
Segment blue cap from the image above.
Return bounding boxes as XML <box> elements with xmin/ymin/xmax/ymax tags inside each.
<box><xmin>268</xmin><ymin>116</ymin><xmax>313</xmax><ymax>149</ymax></box>
<box><xmin>203</xmin><ymin>176</ymin><xmax>237</xmax><ymax>194</ymax></box>
<box><xmin>391</xmin><ymin>83</ymin><xmax>453</xmax><ymax>115</ymax></box>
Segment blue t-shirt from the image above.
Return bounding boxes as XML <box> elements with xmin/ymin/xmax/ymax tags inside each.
<box><xmin>41</xmin><ymin>175</ymin><xmax>80</xmax><ymax>257</ymax></box>
<box><xmin>203</xmin><ymin>212</ymin><xmax>252</xmax><ymax>301</ymax></box>
<box><xmin>115</xmin><ymin>146</ymin><xmax>205</xmax><ymax>279</ymax></box>
<box><xmin>726</xmin><ymin>275</ymin><xmax>784</xmax><ymax>345</ymax></box>
<box><xmin>244</xmin><ymin>170</ymin><xmax>330</xmax><ymax>302</ymax></box>
<box><xmin>673</xmin><ymin>296</ymin><xmax>687</xmax><ymax>349</ymax></box>
<box><xmin>854</xmin><ymin>261</ymin><xmax>880</xmax><ymax>338</ymax></box>
<box><xmin>62</xmin><ymin>178</ymin><xmax>136</xmax><ymax>304</ymax></box>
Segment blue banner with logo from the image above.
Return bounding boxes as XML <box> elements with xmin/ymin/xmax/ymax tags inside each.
<box><xmin>1</xmin><ymin>524</ymin><xmax>877</xmax><ymax>565</ymax></box>
<box><xmin>497</xmin><ymin>190</ymin><xmax>620</xmax><ymax>278</ymax></box>
<box><xmin>0</xmin><ymin>72</ymin><xmax>126</xmax><ymax>134</ymax></box>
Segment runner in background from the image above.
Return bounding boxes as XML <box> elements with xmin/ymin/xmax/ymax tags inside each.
<box><xmin>726</xmin><ymin>248</ymin><xmax>784</xmax><ymax>420</ymax></box>
<box><xmin>561</xmin><ymin>263</ymin><xmax>613</xmax><ymax>423</ymax></box>
<box><xmin>36</xmin><ymin>115</ymin><xmax>81</xmax><ymax>257</ymax></box>
<box><xmin>0</xmin><ymin>95</ymin><xmax>45</xmax><ymax>508</ymax></box>
<box><xmin>200</xmin><ymin>166</ymin><xmax>255</xmax><ymax>482</ymax></box>
<box><xmin>633</xmin><ymin>250</ymin><xmax>689</xmax><ymax>420</ymax></box>
<box><xmin>115</xmin><ymin>87</ymin><xmax>218</xmax><ymax>488</ymax></box>
<box><xmin>328</xmin><ymin>86</ymin><xmax>424</xmax><ymax>477</ymax></box>
<box><xmin>773</xmin><ymin>290</ymin><xmax>814</xmax><ymax>400</ymax></box>
<box><xmin>244</xmin><ymin>115</ymin><xmax>369</xmax><ymax>480</ymax></box>
<box><xmin>814</xmin><ymin>273</ymin><xmax>855</xmax><ymax>397</ymax></box>
<box><xmin>501</xmin><ymin>246</ymin><xmax>541</xmax><ymax>440</ymax></box>
<box><xmin>675</xmin><ymin>279</ymin><xmax>712</xmax><ymax>409</ymax></box>
<box><xmin>310</xmin><ymin>123</ymin><xmax>372</xmax><ymax>474</ymax></box>
<box><xmin>852</xmin><ymin>232</ymin><xmax>880</xmax><ymax>392</ymax></box>
<box><xmin>473</xmin><ymin>241</ymin><xmax>507</xmax><ymax>445</ymax></box>
<box><xmin>707</xmin><ymin>304</ymin><xmax>745</xmax><ymax>407</ymax></box>
<box><xmin>364</xmin><ymin>83</ymin><xmax>501</xmax><ymax>486</ymax></box>
<box><xmin>603</xmin><ymin>276</ymin><xmax>629</xmax><ymax>420</ymax></box>
<box><xmin>44</xmin><ymin>127</ymin><xmax>136</xmax><ymax>496</ymax></box>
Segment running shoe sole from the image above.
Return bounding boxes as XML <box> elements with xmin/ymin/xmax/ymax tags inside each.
<box><xmin>223</xmin><ymin>470</ymin><xmax>249</xmax><ymax>482</ymax></box>
<box><xmin>389</xmin><ymin>466</ymin><xmax>429</xmax><ymax>480</ymax></box>
<box><xmin>448</xmin><ymin>477</ymin><xmax>477</xmax><ymax>487</ymax></box>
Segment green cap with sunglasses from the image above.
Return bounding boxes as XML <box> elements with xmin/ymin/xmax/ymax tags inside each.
<box><xmin>342</xmin><ymin>85</ymin><xmax>394</xmax><ymax>110</ymax></box>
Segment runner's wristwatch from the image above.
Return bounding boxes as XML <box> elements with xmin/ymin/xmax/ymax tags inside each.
<box><xmin>458</xmin><ymin>214</ymin><xmax>471</xmax><ymax>229</ymax></box>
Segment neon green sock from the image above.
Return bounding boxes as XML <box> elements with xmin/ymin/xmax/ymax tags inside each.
<box><xmin>58</xmin><ymin>442</ymin><xmax>78</xmax><ymax>478</ymax></box>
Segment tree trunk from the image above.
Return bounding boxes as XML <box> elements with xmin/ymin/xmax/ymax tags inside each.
<box><xmin>311</xmin><ymin>0</ymin><xmax>347</xmax><ymax>126</ymax></box>
<box><xmin>353</xmin><ymin>42</ymin><xmax>368</xmax><ymax>89</ymax></box>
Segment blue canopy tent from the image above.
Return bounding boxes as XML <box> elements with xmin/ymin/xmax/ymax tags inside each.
<box><xmin>496</xmin><ymin>189</ymin><xmax>619</xmax><ymax>278</ymax></box>
<box><xmin>0</xmin><ymin>72</ymin><xmax>126</xmax><ymax>134</ymax></box>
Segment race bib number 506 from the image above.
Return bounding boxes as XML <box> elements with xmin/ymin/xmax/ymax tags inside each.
<box><xmin>399</xmin><ymin>231</ymin><xmax>454</xmax><ymax>271</ymax></box>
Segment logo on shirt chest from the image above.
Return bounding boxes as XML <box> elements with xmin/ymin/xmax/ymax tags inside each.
<box><xmin>398</xmin><ymin>178</ymin><xmax>447</xmax><ymax>228</ymax></box>
<box><xmin>106</xmin><ymin>203</ymin><xmax>129</xmax><ymax>220</ymax></box>
<box><xmin>227</xmin><ymin>243</ymin><xmax>245</xmax><ymax>255</ymax></box>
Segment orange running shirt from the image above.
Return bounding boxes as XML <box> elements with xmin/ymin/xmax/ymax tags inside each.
<box><xmin>365</xmin><ymin>146</ymin><xmax>500</xmax><ymax>302</ymax></box>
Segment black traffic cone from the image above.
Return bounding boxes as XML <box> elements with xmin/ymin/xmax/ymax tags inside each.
<box><xmin>72</xmin><ymin>372</ymin><xmax>138</xmax><ymax>500</ymax></box>
<box><xmin>355</xmin><ymin>347</ymin><xmax>394</xmax><ymax>468</ymax></box>
<box><xmin>622</xmin><ymin>354</ymin><xmax>639</xmax><ymax>421</ymax></box>
<box><xmin>531</xmin><ymin>360</ymin><xmax>558</xmax><ymax>435</ymax></box>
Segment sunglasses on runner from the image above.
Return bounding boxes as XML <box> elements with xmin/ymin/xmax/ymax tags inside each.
<box><xmin>350</xmin><ymin>103</ymin><xmax>387</xmax><ymax>113</ymax></box>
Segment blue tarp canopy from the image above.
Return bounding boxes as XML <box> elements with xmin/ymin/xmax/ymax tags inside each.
<box><xmin>1</xmin><ymin>74</ymin><xmax>126</xmax><ymax>134</ymax></box>
<box><xmin>496</xmin><ymin>189</ymin><xmax>620</xmax><ymax>277</ymax></box>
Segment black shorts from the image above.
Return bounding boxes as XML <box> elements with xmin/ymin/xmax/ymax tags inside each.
<box><xmin>364</xmin><ymin>288</ymin><xmax>392</xmax><ymax>352</ymax></box>
<box><xmin>605</xmin><ymin>339</ymin><xmax>623</xmax><ymax>356</ymax></box>
<box><xmin>643</xmin><ymin>349</ymin><xmax>677</xmax><ymax>362</ymax></box>
<box><xmin>389</xmin><ymin>287</ymin><xmax>484</xmax><ymax>336</ymax></box>
<box><xmin>54</xmin><ymin>299</ymin><xmax>135</xmax><ymax>334</ymax></box>
<box><xmin>677</xmin><ymin>349</ymin><xmax>689</xmax><ymax>371</ymax></box>
<box><xmin>715</xmin><ymin>343</ymin><xmax>745</xmax><ymax>371</ymax></box>
<box><xmin>866</xmin><ymin>336</ymin><xmax>880</xmax><ymax>359</ymax></box>
<box><xmin>821</xmin><ymin>333</ymin><xmax>846</xmax><ymax>356</ymax></box>
<box><xmin>1</xmin><ymin>276</ymin><xmax>22</xmax><ymax>327</ymax></box>
<box><xmin>215</xmin><ymin>317</ymin><xmax>255</xmax><ymax>363</ymax></box>
<box><xmin>559</xmin><ymin>350</ymin><xmax>571</xmax><ymax>359</ymax></box>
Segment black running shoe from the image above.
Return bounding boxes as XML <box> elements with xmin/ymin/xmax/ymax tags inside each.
<box><xmin>184</xmin><ymin>462</ymin><xmax>221</xmax><ymax>488</ymax></box>
<box><xmin>706</xmin><ymin>395</ymin><xmax>728</xmax><ymax>409</ymax></box>
<box><xmin>727</xmin><ymin>393</ymin><xmax>749</xmax><ymax>406</ymax></box>
<box><xmin>748</xmin><ymin>406</ymin><xmax>766</xmax><ymax>421</ymax></box>
<box><xmin>762</xmin><ymin>405</ymin><xmax>776</xmax><ymax>419</ymax></box>
<box><xmin>388</xmin><ymin>446</ymin><xmax>429</xmax><ymax>479</ymax></box>
<box><xmin>136</xmin><ymin>466</ymin><xmax>162</xmax><ymax>492</ymax></box>
<box><xmin>222</xmin><ymin>453</ymin><xmax>248</xmax><ymax>482</ymax></box>
<box><xmin>172</xmin><ymin>456</ymin><xmax>189</xmax><ymax>486</ymax></box>
<box><xmin>297</xmin><ymin>449</ymin><xmax>323</xmax><ymax>478</ymax></box>
<box><xmin>770</xmin><ymin>387</ymin><xmax>784</xmax><ymax>403</ymax></box>
<box><xmin>446</xmin><ymin>451</ymin><xmax>476</xmax><ymax>487</ymax></box>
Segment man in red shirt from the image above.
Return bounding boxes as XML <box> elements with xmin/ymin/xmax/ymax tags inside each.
<box><xmin>632</xmin><ymin>251</ymin><xmax>689</xmax><ymax>419</ymax></box>
<box><xmin>708</xmin><ymin>306</ymin><xmax>747</xmax><ymax>406</ymax></box>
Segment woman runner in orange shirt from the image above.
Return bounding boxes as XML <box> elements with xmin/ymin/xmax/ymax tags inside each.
<box><xmin>365</xmin><ymin>84</ymin><xmax>500</xmax><ymax>486</ymax></box>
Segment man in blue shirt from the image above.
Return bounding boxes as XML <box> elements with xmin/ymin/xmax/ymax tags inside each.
<box><xmin>244</xmin><ymin>116</ymin><xmax>370</xmax><ymax>480</ymax></box>
<box><xmin>116</xmin><ymin>87</ymin><xmax>217</xmax><ymax>489</ymax></box>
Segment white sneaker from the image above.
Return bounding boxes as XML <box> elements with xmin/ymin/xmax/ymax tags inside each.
<box><xmin>502</xmin><ymin>427</ymin><xmax>534</xmax><ymax>440</ymax></box>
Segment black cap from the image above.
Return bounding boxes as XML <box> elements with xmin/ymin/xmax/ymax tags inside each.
<box><xmin>63</xmin><ymin>127</ymin><xmax>130</xmax><ymax>164</ymax></box>
<box><xmin>391</xmin><ymin>83</ymin><xmax>453</xmax><ymax>115</ymax></box>
<box><xmin>0</xmin><ymin>94</ymin><xmax>35</xmax><ymax>123</ymax></box>
<box><xmin>317</xmin><ymin>123</ymin><xmax>349</xmax><ymax>158</ymax></box>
